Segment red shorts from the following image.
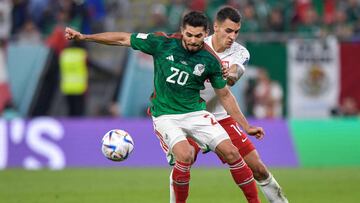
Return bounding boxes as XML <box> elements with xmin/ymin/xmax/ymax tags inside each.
<box><xmin>188</xmin><ymin>116</ymin><xmax>255</xmax><ymax>164</ymax></box>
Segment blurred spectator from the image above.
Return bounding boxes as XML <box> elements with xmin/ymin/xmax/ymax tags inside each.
<box><xmin>205</xmin><ymin>0</ymin><xmax>223</xmax><ymax>22</ymax></box>
<box><xmin>59</xmin><ymin>41</ymin><xmax>89</xmax><ymax>117</ymax></box>
<box><xmin>11</xmin><ymin>0</ymin><xmax>28</xmax><ymax>35</ymax></box>
<box><xmin>253</xmin><ymin>0</ymin><xmax>271</xmax><ymax>28</ymax></box>
<box><xmin>266</xmin><ymin>7</ymin><xmax>285</xmax><ymax>32</ymax></box>
<box><xmin>244</xmin><ymin>77</ymin><xmax>257</xmax><ymax>117</ymax></box>
<box><xmin>84</xmin><ymin>0</ymin><xmax>106</xmax><ymax>33</ymax></box>
<box><xmin>27</xmin><ymin>0</ymin><xmax>50</xmax><ymax>29</ymax></box>
<box><xmin>0</xmin><ymin>40</ymin><xmax>11</xmax><ymax>114</ymax></box>
<box><xmin>166</xmin><ymin>0</ymin><xmax>187</xmax><ymax>32</ymax></box>
<box><xmin>148</xmin><ymin>4</ymin><xmax>169</xmax><ymax>32</ymax></box>
<box><xmin>253</xmin><ymin>68</ymin><xmax>283</xmax><ymax>119</ymax></box>
<box><xmin>104</xmin><ymin>0</ymin><xmax>131</xmax><ymax>31</ymax></box>
<box><xmin>294</xmin><ymin>0</ymin><xmax>313</xmax><ymax>24</ymax></box>
<box><xmin>345</xmin><ymin>0</ymin><xmax>360</xmax><ymax>24</ymax></box>
<box><xmin>0</xmin><ymin>0</ymin><xmax>12</xmax><ymax>40</ymax></box>
<box><xmin>45</xmin><ymin>10</ymin><xmax>70</xmax><ymax>55</ymax></box>
<box><xmin>241</xmin><ymin>3</ymin><xmax>260</xmax><ymax>33</ymax></box>
<box><xmin>40</xmin><ymin>0</ymin><xmax>88</xmax><ymax>36</ymax></box>
<box><xmin>189</xmin><ymin>0</ymin><xmax>207</xmax><ymax>12</ymax></box>
<box><xmin>188</xmin><ymin>0</ymin><xmax>207</xmax><ymax>11</ymax></box>
<box><xmin>15</xmin><ymin>19</ymin><xmax>42</xmax><ymax>44</ymax></box>
<box><xmin>296</xmin><ymin>7</ymin><xmax>321</xmax><ymax>37</ymax></box>
<box><xmin>30</xmin><ymin>9</ymin><xmax>70</xmax><ymax>116</ymax></box>
<box><xmin>322</xmin><ymin>0</ymin><xmax>337</xmax><ymax>25</ymax></box>
<box><xmin>331</xmin><ymin>9</ymin><xmax>354</xmax><ymax>39</ymax></box>
<box><xmin>331</xmin><ymin>97</ymin><xmax>359</xmax><ymax>117</ymax></box>
<box><xmin>227</xmin><ymin>0</ymin><xmax>243</xmax><ymax>9</ymax></box>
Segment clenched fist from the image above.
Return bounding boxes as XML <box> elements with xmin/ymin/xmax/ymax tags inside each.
<box><xmin>64</xmin><ymin>27</ymin><xmax>84</xmax><ymax>41</ymax></box>
<box><xmin>245</xmin><ymin>126</ymin><xmax>265</xmax><ymax>140</ymax></box>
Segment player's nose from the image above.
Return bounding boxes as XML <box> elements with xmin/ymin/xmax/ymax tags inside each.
<box><xmin>190</xmin><ymin>37</ymin><xmax>196</xmax><ymax>44</ymax></box>
<box><xmin>228</xmin><ymin>33</ymin><xmax>236</xmax><ymax>41</ymax></box>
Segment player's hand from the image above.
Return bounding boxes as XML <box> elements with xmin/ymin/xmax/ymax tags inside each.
<box><xmin>221</xmin><ymin>64</ymin><xmax>230</xmax><ymax>79</ymax></box>
<box><xmin>65</xmin><ymin>27</ymin><xmax>84</xmax><ymax>41</ymax></box>
<box><xmin>245</xmin><ymin>126</ymin><xmax>265</xmax><ymax>140</ymax></box>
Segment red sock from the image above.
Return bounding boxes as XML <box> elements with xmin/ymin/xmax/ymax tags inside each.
<box><xmin>229</xmin><ymin>159</ymin><xmax>260</xmax><ymax>203</ymax></box>
<box><xmin>172</xmin><ymin>161</ymin><xmax>191</xmax><ymax>203</ymax></box>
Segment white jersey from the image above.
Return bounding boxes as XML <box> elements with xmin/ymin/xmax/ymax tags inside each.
<box><xmin>201</xmin><ymin>35</ymin><xmax>250</xmax><ymax>120</ymax></box>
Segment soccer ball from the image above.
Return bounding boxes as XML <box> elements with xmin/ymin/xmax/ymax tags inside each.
<box><xmin>101</xmin><ymin>129</ymin><xmax>134</xmax><ymax>161</ymax></box>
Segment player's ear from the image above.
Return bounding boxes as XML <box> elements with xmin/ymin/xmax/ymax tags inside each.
<box><xmin>213</xmin><ymin>21</ymin><xmax>219</xmax><ymax>32</ymax></box>
<box><xmin>205</xmin><ymin>28</ymin><xmax>210</xmax><ymax>37</ymax></box>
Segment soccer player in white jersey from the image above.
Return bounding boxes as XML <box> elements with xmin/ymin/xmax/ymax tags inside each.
<box><xmin>170</xmin><ymin>6</ymin><xmax>289</xmax><ymax>203</ymax></box>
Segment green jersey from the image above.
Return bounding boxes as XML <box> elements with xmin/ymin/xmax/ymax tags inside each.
<box><xmin>130</xmin><ymin>32</ymin><xmax>226</xmax><ymax>117</ymax></box>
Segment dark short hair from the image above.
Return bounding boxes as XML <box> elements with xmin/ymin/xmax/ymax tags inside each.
<box><xmin>216</xmin><ymin>6</ymin><xmax>242</xmax><ymax>23</ymax></box>
<box><xmin>182</xmin><ymin>11</ymin><xmax>209</xmax><ymax>31</ymax></box>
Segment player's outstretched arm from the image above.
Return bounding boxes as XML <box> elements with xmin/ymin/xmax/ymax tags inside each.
<box><xmin>215</xmin><ymin>87</ymin><xmax>264</xmax><ymax>139</ymax></box>
<box><xmin>64</xmin><ymin>27</ymin><xmax>132</xmax><ymax>47</ymax></box>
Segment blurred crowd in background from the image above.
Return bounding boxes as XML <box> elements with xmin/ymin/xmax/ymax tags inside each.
<box><xmin>0</xmin><ymin>0</ymin><xmax>359</xmax><ymax>119</ymax></box>
<box><xmin>3</xmin><ymin>0</ymin><xmax>360</xmax><ymax>40</ymax></box>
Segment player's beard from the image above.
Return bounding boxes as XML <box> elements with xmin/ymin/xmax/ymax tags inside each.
<box><xmin>184</xmin><ymin>42</ymin><xmax>203</xmax><ymax>52</ymax></box>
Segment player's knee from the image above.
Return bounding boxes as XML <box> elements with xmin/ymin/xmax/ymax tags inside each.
<box><xmin>178</xmin><ymin>153</ymin><xmax>193</xmax><ymax>163</ymax></box>
<box><xmin>222</xmin><ymin>146</ymin><xmax>240</xmax><ymax>163</ymax></box>
<box><xmin>175</xmin><ymin>147</ymin><xmax>194</xmax><ymax>164</ymax></box>
<box><xmin>172</xmin><ymin>141</ymin><xmax>195</xmax><ymax>164</ymax></box>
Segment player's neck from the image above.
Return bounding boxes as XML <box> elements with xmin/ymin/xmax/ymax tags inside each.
<box><xmin>211</xmin><ymin>35</ymin><xmax>226</xmax><ymax>53</ymax></box>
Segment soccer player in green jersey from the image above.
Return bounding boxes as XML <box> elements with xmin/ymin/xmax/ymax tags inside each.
<box><xmin>65</xmin><ymin>11</ymin><xmax>264</xmax><ymax>203</ymax></box>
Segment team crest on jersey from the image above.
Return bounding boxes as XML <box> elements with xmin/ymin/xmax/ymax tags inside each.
<box><xmin>193</xmin><ymin>64</ymin><xmax>205</xmax><ymax>76</ymax></box>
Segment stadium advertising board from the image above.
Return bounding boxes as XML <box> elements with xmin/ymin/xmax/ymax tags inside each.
<box><xmin>0</xmin><ymin>117</ymin><xmax>298</xmax><ymax>170</ymax></box>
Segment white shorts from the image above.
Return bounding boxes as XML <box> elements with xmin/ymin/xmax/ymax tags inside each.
<box><xmin>152</xmin><ymin>110</ymin><xmax>230</xmax><ymax>164</ymax></box>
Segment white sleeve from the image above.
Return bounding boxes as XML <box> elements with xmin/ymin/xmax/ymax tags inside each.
<box><xmin>233</xmin><ymin>47</ymin><xmax>250</xmax><ymax>66</ymax></box>
<box><xmin>232</xmin><ymin>47</ymin><xmax>250</xmax><ymax>79</ymax></box>
<box><xmin>236</xmin><ymin>64</ymin><xmax>245</xmax><ymax>79</ymax></box>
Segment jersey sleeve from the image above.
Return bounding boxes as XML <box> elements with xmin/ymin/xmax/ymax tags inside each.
<box><xmin>208</xmin><ymin>61</ymin><xmax>227</xmax><ymax>89</ymax></box>
<box><xmin>130</xmin><ymin>33</ymin><xmax>163</xmax><ymax>55</ymax></box>
<box><xmin>232</xmin><ymin>47</ymin><xmax>250</xmax><ymax>79</ymax></box>
<box><xmin>233</xmin><ymin>47</ymin><xmax>250</xmax><ymax>66</ymax></box>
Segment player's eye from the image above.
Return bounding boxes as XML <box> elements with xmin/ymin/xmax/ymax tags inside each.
<box><xmin>194</xmin><ymin>34</ymin><xmax>203</xmax><ymax>38</ymax></box>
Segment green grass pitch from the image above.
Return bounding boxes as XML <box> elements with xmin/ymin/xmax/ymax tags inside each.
<box><xmin>1</xmin><ymin>167</ymin><xmax>359</xmax><ymax>203</ymax></box>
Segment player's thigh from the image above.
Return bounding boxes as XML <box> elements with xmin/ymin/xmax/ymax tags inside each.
<box><xmin>171</xmin><ymin>140</ymin><xmax>194</xmax><ymax>162</ymax></box>
<box><xmin>152</xmin><ymin>115</ymin><xmax>187</xmax><ymax>152</ymax></box>
<box><xmin>219</xmin><ymin>118</ymin><xmax>256</xmax><ymax>157</ymax></box>
<box><xmin>186</xmin><ymin>111</ymin><xmax>229</xmax><ymax>151</ymax></box>
<box><xmin>214</xmin><ymin>139</ymin><xmax>240</xmax><ymax>162</ymax></box>
<box><xmin>167</xmin><ymin>138</ymin><xmax>199</xmax><ymax>165</ymax></box>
